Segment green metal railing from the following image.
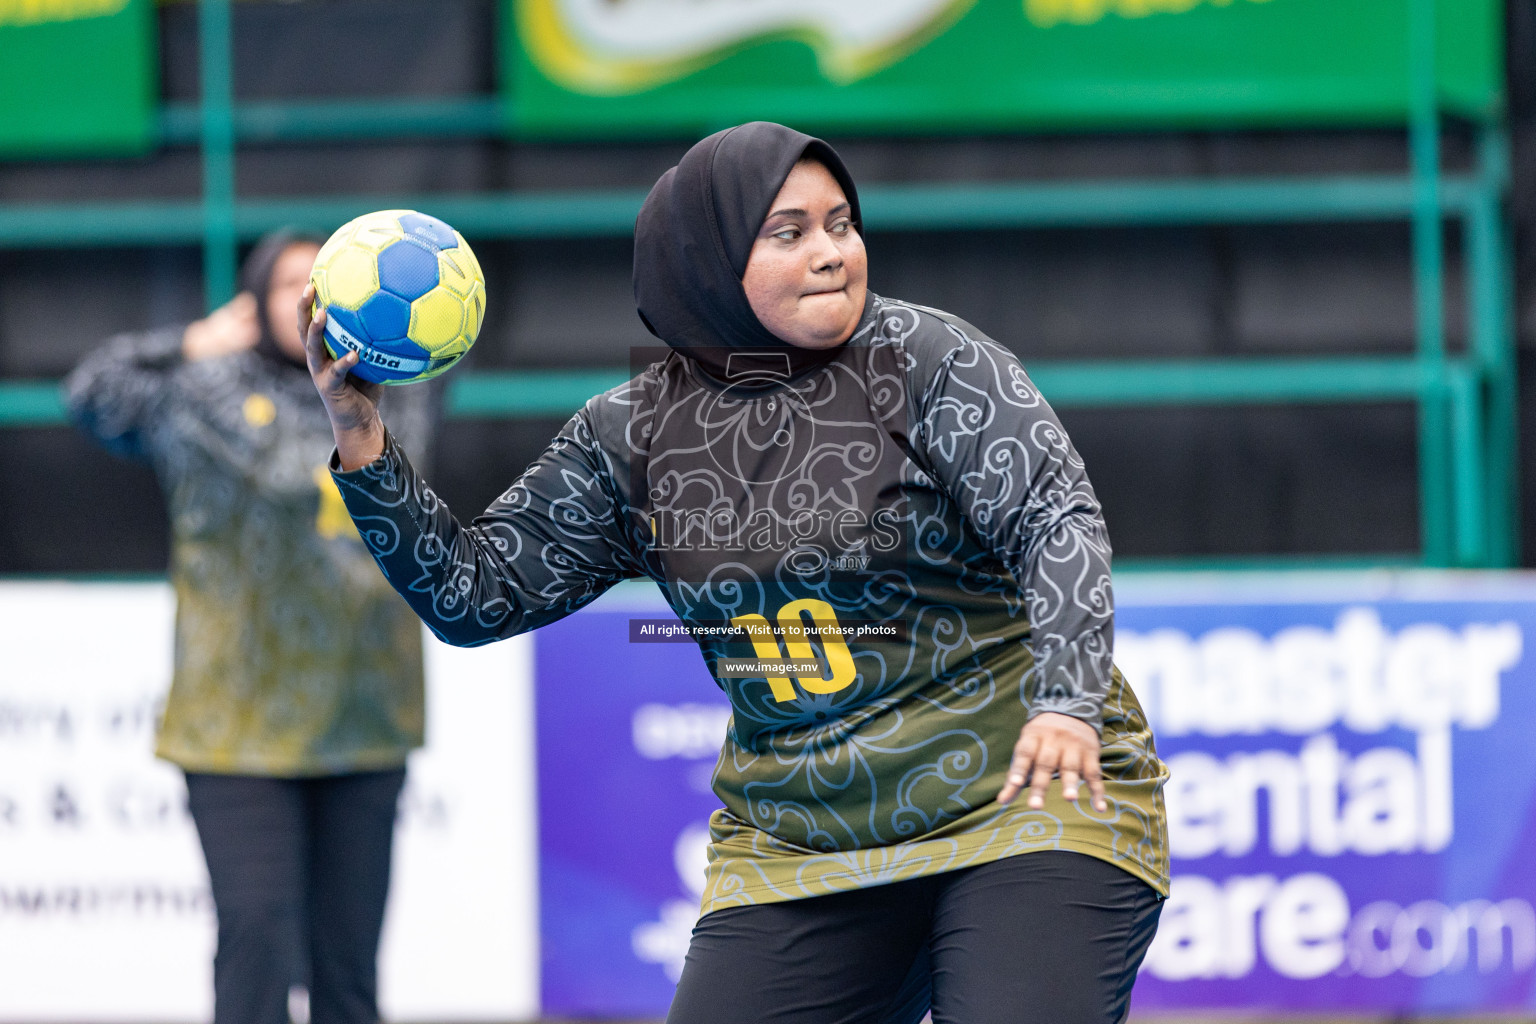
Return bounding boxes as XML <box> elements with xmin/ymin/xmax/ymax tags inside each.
<box><xmin>0</xmin><ymin>0</ymin><xmax>1516</xmax><ymax>569</ymax></box>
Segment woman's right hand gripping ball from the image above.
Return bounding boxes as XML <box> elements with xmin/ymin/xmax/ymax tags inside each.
<box><xmin>299</xmin><ymin>284</ymin><xmax>387</xmax><ymax>471</ymax></box>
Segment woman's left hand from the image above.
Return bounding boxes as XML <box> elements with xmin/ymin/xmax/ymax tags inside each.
<box><xmin>997</xmin><ymin>711</ymin><xmax>1107</xmax><ymax>812</ymax></box>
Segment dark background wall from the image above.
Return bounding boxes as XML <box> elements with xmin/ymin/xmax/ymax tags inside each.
<box><xmin>1</xmin><ymin>0</ymin><xmax>1531</xmax><ymax>573</ymax></box>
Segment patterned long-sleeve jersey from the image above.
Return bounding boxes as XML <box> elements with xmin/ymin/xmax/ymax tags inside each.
<box><xmin>66</xmin><ymin>328</ymin><xmax>435</xmax><ymax>775</ymax></box>
<box><xmin>334</xmin><ymin>294</ymin><xmax>1168</xmax><ymax>908</ymax></box>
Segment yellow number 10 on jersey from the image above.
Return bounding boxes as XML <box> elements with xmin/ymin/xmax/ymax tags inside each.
<box><xmin>730</xmin><ymin>599</ymin><xmax>856</xmax><ymax>703</ymax></box>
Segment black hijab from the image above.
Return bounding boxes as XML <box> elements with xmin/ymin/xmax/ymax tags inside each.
<box><xmin>240</xmin><ymin>228</ymin><xmax>324</xmax><ymax>370</ymax></box>
<box><xmin>633</xmin><ymin>122</ymin><xmax>863</xmax><ymax>384</ymax></box>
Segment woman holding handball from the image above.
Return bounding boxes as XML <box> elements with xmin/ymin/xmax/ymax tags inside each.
<box><xmin>306</xmin><ymin>123</ymin><xmax>1168</xmax><ymax>1023</ymax></box>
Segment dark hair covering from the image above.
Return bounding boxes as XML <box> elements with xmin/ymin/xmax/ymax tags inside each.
<box><xmin>239</xmin><ymin>227</ymin><xmax>325</xmax><ymax>369</ymax></box>
<box><xmin>633</xmin><ymin>122</ymin><xmax>863</xmax><ymax>383</ymax></box>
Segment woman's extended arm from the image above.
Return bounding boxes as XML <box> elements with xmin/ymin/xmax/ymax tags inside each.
<box><xmin>64</xmin><ymin>293</ymin><xmax>259</xmax><ymax>460</ymax></box>
<box><xmin>302</xmin><ymin>287</ymin><xmax>645</xmax><ymax>647</ymax></box>
<box><xmin>63</xmin><ymin>328</ymin><xmax>185</xmax><ymax>461</ymax></box>
<box><xmin>910</xmin><ymin>317</ymin><xmax>1114</xmax><ymax>810</ymax></box>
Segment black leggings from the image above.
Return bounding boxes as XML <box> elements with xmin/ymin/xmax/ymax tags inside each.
<box><xmin>185</xmin><ymin>768</ymin><xmax>406</xmax><ymax>1024</ymax></box>
<box><xmin>668</xmin><ymin>851</ymin><xmax>1162</xmax><ymax>1024</ymax></box>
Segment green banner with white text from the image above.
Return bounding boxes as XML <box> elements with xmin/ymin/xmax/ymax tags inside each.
<box><xmin>0</xmin><ymin>0</ymin><xmax>157</xmax><ymax>157</ymax></box>
<box><xmin>506</xmin><ymin>0</ymin><xmax>1503</xmax><ymax>137</ymax></box>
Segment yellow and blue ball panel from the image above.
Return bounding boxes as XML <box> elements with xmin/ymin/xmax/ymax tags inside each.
<box><xmin>311</xmin><ymin>209</ymin><xmax>485</xmax><ymax>385</ymax></box>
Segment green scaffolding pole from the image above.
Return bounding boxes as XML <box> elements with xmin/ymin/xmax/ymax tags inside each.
<box><xmin>0</xmin><ymin>355</ymin><xmax>1453</xmax><ymax>427</ymax></box>
<box><xmin>199</xmin><ymin>0</ymin><xmax>237</xmax><ymax>309</ymax></box>
<box><xmin>0</xmin><ymin>174</ymin><xmax>1493</xmax><ymax>249</ymax></box>
<box><xmin>1468</xmin><ymin>126</ymin><xmax>1520</xmax><ymax>567</ymax></box>
<box><xmin>1448</xmin><ymin>363</ymin><xmax>1489</xmax><ymax>566</ymax></box>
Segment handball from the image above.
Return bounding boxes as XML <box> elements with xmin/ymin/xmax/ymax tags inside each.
<box><xmin>309</xmin><ymin>209</ymin><xmax>485</xmax><ymax>385</ymax></box>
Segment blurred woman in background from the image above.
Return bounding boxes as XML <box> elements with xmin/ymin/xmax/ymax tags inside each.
<box><xmin>306</xmin><ymin>124</ymin><xmax>1166</xmax><ymax>1024</ymax></box>
<box><xmin>66</xmin><ymin>230</ymin><xmax>435</xmax><ymax>1024</ymax></box>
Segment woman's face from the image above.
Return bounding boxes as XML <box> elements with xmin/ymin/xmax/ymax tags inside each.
<box><xmin>269</xmin><ymin>241</ymin><xmax>322</xmax><ymax>361</ymax></box>
<box><xmin>742</xmin><ymin>159</ymin><xmax>867</xmax><ymax>350</ymax></box>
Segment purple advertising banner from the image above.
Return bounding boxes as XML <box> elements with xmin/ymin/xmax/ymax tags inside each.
<box><xmin>535</xmin><ymin>585</ymin><xmax>729</xmax><ymax>1017</ymax></box>
<box><xmin>535</xmin><ymin>574</ymin><xmax>1536</xmax><ymax>1017</ymax></box>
